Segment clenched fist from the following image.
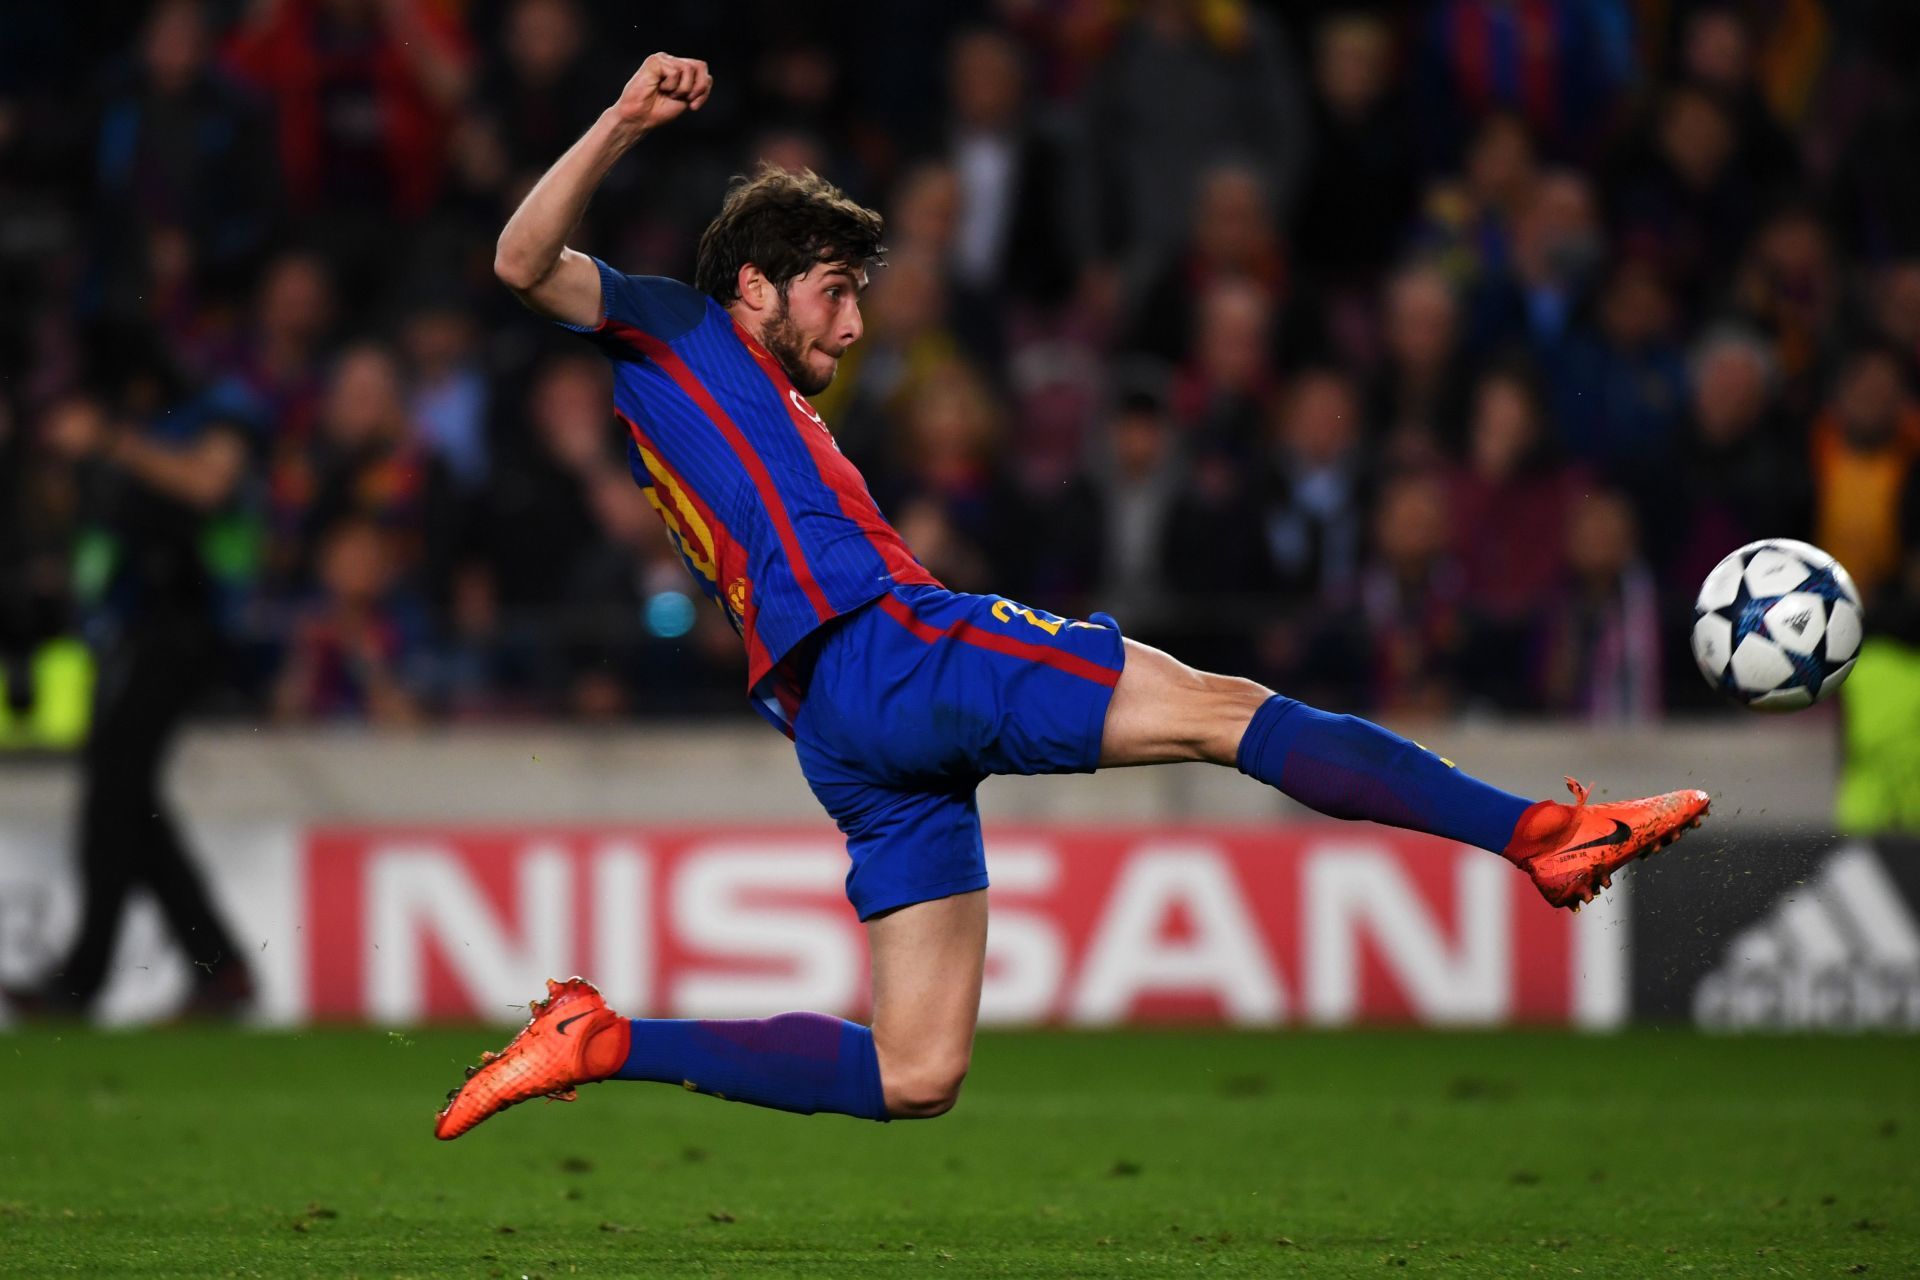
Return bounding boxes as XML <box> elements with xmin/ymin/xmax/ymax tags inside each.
<box><xmin>613</xmin><ymin>54</ymin><xmax>713</xmax><ymax>133</ymax></box>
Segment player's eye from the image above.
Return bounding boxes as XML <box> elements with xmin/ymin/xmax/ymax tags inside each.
<box><xmin>826</xmin><ymin>287</ymin><xmax>842</xmax><ymax>300</ymax></box>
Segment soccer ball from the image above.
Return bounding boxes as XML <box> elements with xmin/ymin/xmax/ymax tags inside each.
<box><xmin>1691</xmin><ymin>539</ymin><xmax>1864</xmax><ymax>711</ymax></box>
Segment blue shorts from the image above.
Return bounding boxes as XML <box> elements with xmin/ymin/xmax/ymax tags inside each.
<box><xmin>793</xmin><ymin>584</ymin><xmax>1126</xmax><ymax>919</ymax></box>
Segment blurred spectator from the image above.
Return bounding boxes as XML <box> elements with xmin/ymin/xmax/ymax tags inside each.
<box><xmin>1728</xmin><ymin>205</ymin><xmax>1846</xmax><ymax>417</ymax></box>
<box><xmin>1539</xmin><ymin>489</ymin><xmax>1662</xmax><ymax>721</ymax></box>
<box><xmin>1162</xmin><ymin>441</ymin><xmax>1273</xmax><ymax>674</ymax></box>
<box><xmin>1413</xmin><ymin>113</ymin><xmax>1539</xmax><ymax>296</ymax></box>
<box><xmin>1128</xmin><ymin>162</ymin><xmax>1288</xmax><ymax>366</ymax></box>
<box><xmin>1873</xmin><ymin>260</ymin><xmax>1920</xmax><ymax>377</ymax></box>
<box><xmin>835</xmin><ymin>0</ymin><xmax>984</xmax><ymax>172</ymax></box>
<box><xmin>749</xmin><ymin>34</ymin><xmax>849</xmax><ymax>159</ymax></box>
<box><xmin>1810</xmin><ymin>345</ymin><xmax>1920</xmax><ymax>601</ymax></box>
<box><xmin>880</xmin><ymin>160</ymin><xmax>1010</xmax><ymax>365</ymax></box>
<box><xmin>272</xmin><ymin>515</ymin><xmax>423</xmax><ymax>723</ymax></box>
<box><xmin>1293</xmin><ymin>10</ymin><xmax>1418</xmax><ymax>294</ymax></box>
<box><xmin>1078</xmin><ymin>0</ymin><xmax>1309</xmax><ymax>273</ymax></box>
<box><xmin>1370</xmin><ymin>265</ymin><xmax>1471</xmax><ymax>456</ymax></box>
<box><xmin>1485</xmin><ymin>169</ymin><xmax>1606</xmax><ymax>347</ymax></box>
<box><xmin>1737</xmin><ymin>0</ymin><xmax>1834</xmax><ymax>126</ymax></box>
<box><xmin>880</xmin><ymin>360</ymin><xmax>1033</xmax><ymax>596</ymax></box>
<box><xmin>401</xmin><ymin>299</ymin><xmax>490</xmax><ymax>490</ymax></box>
<box><xmin>1659</xmin><ymin>326</ymin><xmax>1807</xmax><ymax>593</ymax></box>
<box><xmin>811</xmin><ymin>247</ymin><xmax>962</xmax><ymax>473</ymax></box>
<box><xmin>1677</xmin><ymin>4</ymin><xmax>1802</xmax><ymax>199</ymax></box>
<box><xmin>1449</xmin><ymin>366</ymin><xmax>1576</xmax><ymax>627</ymax></box>
<box><xmin>91</xmin><ymin>0</ymin><xmax>278</xmax><ymax>329</ymax></box>
<box><xmin>479</xmin><ymin>353</ymin><xmax>621</xmax><ymax>640</ymax></box>
<box><xmin>212</xmin><ymin>250</ymin><xmax>336</xmax><ymax>441</ymax></box>
<box><xmin>1827</xmin><ymin>27</ymin><xmax>1920</xmax><ymax>262</ymax></box>
<box><xmin>1545</xmin><ymin>257</ymin><xmax>1688</xmax><ymax>471</ymax></box>
<box><xmin>443</xmin><ymin>422</ymin><xmax>654</xmax><ymax>719</ymax></box>
<box><xmin>1171</xmin><ymin>278</ymin><xmax>1280</xmax><ymax>454</ymax></box>
<box><xmin>291</xmin><ymin>342</ymin><xmax>461</xmax><ymax>607</ymax></box>
<box><xmin>224</xmin><ymin>0</ymin><xmax>475</xmax><ymax>299</ymax></box>
<box><xmin>478</xmin><ymin>0</ymin><xmax>615</xmax><ymax>185</ymax></box>
<box><xmin>224</xmin><ymin>0</ymin><xmax>472</xmax><ymax>219</ymax></box>
<box><xmin>1257</xmin><ymin>367</ymin><xmax>1368</xmax><ymax>604</ymax></box>
<box><xmin>1415</xmin><ymin>0</ymin><xmax>1636</xmax><ymax>166</ymax></box>
<box><xmin>1346</xmin><ymin>470</ymin><xmax>1469</xmax><ymax>716</ymax></box>
<box><xmin>891</xmin><ymin>498</ymin><xmax>990</xmax><ymax>597</ymax></box>
<box><xmin>1050</xmin><ymin>368</ymin><xmax>1186</xmax><ymax>626</ymax></box>
<box><xmin>941</xmin><ymin>28</ymin><xmax>1078</xmax><ymax>308</ymax></box>
<box><xmin>560</xmin><ymin>469</ymin><xmax>677</xmax><ymax>717</ymax></box>
<box><xmin>1607</xmin><ymin>84</ymin><xmax>1753</xmax><ymax>319</ymax></box>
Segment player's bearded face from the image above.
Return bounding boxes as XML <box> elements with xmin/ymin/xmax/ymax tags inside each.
<box><xmin>763</xmin><ymin>290</ymin><xmax>837</xmax><ymax>395</ymax></box>
<box><xmin>762</xmin><ymin>264</ymin><xmax>862</xmax><ymax>396</ymax></box>
<box><xmin>760</xmin><ymin>297</ymin><xmax>815</xmax><ymax>393</ymax></box>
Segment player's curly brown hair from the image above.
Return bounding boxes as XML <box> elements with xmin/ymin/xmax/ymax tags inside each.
<box><xmin>693</xmin><ymin>164</ymin><xmax>886</xmax><ymax>305</ymax></box>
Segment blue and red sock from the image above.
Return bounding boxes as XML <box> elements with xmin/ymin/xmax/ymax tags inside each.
<box><xmin>610</xmin><ymin>1012</ymin><xmax>888</xmax><ymax>1121</ymax></box>
<box><xmin>1236</xmin><ymin>695</ymin><xmax>1531</xmax><ymax>854</ymax></box>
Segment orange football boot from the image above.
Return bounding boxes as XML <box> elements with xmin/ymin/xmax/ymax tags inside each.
<box><xmin>434</xmin><ymin>977</ymin><xmax>631</xmax><ymax>1141</ymax></box>
<box><xmin>1502</xmin><ymin>777</ymin><xmax>1710</xmax><ymax>911</ymax></box>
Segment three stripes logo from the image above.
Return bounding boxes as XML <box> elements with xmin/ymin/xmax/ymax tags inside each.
<box><xmin>1693</xmin><ymin>844</ymin><xmax>1920</xmax><ymax>1030</ymax></box>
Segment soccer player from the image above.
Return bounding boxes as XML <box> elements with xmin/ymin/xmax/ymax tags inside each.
<box><xmin>436</xmin><ymin>55</ymin><xmax>1708</xmax><ymax>1139</ymax></box>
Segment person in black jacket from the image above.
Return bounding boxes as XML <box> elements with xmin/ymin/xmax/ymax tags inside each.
<box><xmin>11</xmin><ymin>368</ymin><xmax>255</xmax><ymax>1018</ymax></box>
<box><xmin>941</xmin><ymin>27</ymin><xmax>1080</xmax><ymax>311</ymax></box>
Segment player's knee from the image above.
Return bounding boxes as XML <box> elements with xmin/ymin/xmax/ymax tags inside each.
<box><xmin>882</xmin><ymin>1054</ymin><xmax>970</xmax><ymax>1119</ymax></box>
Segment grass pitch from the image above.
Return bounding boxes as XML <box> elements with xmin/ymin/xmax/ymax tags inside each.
<box><xmin>0</xmin><ymin>1028</ymin><xmax>1913</xmax><ymax>1277</ymax></box>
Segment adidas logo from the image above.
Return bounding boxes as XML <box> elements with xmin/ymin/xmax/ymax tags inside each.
<box><xmin>1694</xmin><ymin>845</ymin><xmax>1920</xmax><ymax>1030</ymax></box>
<box><xmin>1784</xmin><ymin>609</ymin><xmax>1812</xmax><ymax>635</ymax></box>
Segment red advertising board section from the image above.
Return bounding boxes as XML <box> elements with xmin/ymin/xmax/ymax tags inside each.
<box><xmin>305</xmin><ymin>825</ymin><xmax>1598</xmax><ymax>1026</ymax></box>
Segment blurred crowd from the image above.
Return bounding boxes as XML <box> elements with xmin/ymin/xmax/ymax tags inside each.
<box><xmin>3</xmin><ymin>0</ymin><xmax>1920</xmax><ymax>730</ymax></box>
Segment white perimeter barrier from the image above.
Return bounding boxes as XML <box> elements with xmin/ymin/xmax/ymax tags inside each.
<box><xmin>0</xmin><ymin>718</ymin><xmax>1831</xmax><ymax>1027</ymax></box>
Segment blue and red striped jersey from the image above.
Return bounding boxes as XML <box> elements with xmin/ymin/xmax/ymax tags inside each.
<box><xmin>564</xmin><ymin>257</ymin><xmax>938</xmax><ymax>734</ymax></box>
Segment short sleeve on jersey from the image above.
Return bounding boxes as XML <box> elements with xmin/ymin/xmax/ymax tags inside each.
<box><xmin>557</xmin><ymin>256</ymin><xmax>709</xmax><ymax>343</ymax></box>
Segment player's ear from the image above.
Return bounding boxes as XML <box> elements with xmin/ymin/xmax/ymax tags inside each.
<box><xmin>737</xmin><ymin>263</ymin><xmax>768</xmax><ymax>313</ymax></box>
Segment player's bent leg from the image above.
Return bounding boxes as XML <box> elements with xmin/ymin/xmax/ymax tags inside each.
<box><xmin>434</xmin><ymin>978</ymin><xmax>893</xmax><ymax>1139</ymax></box>
<box><xmin>433</xmin><ymin>890</ymin><xmax>990</xmax><ymax>1137</ymax></box>
<box><xmin>867</xmin><ymin>889</ymin><xmax>987</xmax><ymax>1119</ymax></box>
<box><xmin>1095</xmin><ymin>639</ymin><xmax>1711</xmax><ymax>911</ymax></box>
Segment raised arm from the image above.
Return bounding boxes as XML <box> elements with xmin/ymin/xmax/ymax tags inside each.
<box><xmin>493</xmin><ymin>53</ymin><xmax>712</xmax><ymax>327</ymax></box>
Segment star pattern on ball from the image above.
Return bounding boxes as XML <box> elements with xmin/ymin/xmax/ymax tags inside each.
<box><xmin>1692</xmin><ymin>539</ymin><xmax>1864</xmax><ymax>710</ymax></box>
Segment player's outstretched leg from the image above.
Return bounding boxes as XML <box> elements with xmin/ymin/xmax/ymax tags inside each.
<box><xmin>434</xmin><ymin>893</ymin><xmax>987</xmax><ymax>1138</ymax></box>
<box><xmin>1098</xmin><ymin>640</ymin><xmax>1709</xmax><ymax>911</ymax></box>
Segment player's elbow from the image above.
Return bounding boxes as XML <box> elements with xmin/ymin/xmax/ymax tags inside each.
<box><xmin>881</xmin><ymin>1056</ymin><xmax>970</xmax><ymax>1120</ymax></box>
<box><xmin>492</xmin><ymin>243</ymin><xmax>547</xmax><ymax>294</ymax></box>
<box><xmin>492</xmin><ymin>253</ymin><xmax>535</xmax><ymax>294</ymax></box>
